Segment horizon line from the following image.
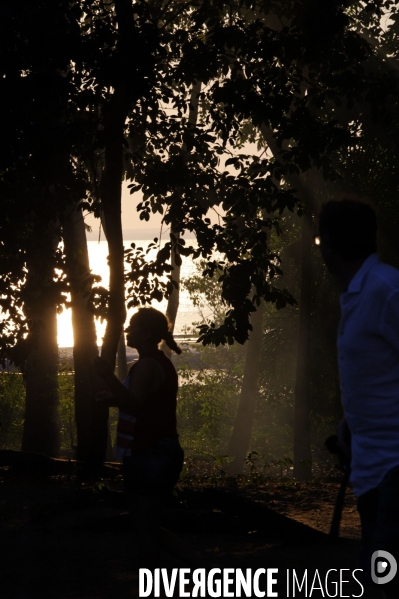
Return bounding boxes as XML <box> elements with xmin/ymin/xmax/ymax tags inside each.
<box><xmin>86</xmin><ymin>227</ymin><xmax>196</xmax><ymax>241</ymax></box>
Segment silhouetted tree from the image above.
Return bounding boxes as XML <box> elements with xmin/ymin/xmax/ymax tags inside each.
<box><xmin>62</xmin><ymin>205</ymin><xmax>99</xmax><ymax>460</ymax></box>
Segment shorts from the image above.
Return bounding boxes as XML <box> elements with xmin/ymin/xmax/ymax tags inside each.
<box><xmin>123</xmin><ymin>436</ymin><xmax>184</xmax><ymax>497</ymax></box>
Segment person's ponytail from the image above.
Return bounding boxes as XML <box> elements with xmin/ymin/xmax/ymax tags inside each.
<box><xmin>164</xmin><ymin>330</ymin><xmax>182</xmax><ymax>355</ymax></box>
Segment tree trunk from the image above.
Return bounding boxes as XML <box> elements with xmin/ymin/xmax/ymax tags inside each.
<box><xmin>100</xmin><ymin>88</ymin><xmax>127</xmax><ymax>367</ymax></box>
<box><xmin>86</xmin><ymin>86</ymin><xmax>128</xmax><ymax>472</ymax></box>
<box><xmin>100</xmin><ymin>214</ymin><xmax>127</xmax><ymax>383</ymax></box>
<box><xmin>260</xmin><ymin>123</ymin><xmax>316</xmax><ymax>479</ymax></box>
<box><xmin>62</xmin><ymin>204</ymin><xmax>99</xmax><ymax>460</ymax></box>
<box><xmin>162</xmin><ymin>241</ymin><xmax>181</xmax><ymax>359</ymax></box>
<box><xmin>166</xmin><ymin>242</ymin><xmax>181</xmax><ymax>333</ymax></box>
<box><xmin>22</xmin><ymin>229</ymin><xmax>60</xmax><ymax>456</ymax></box>
<box><xmin>117</xmin><ymin>333</ymin><xmax>127</xmax><ymax>381</ymax></box>
<box><xmin>227</xmin><ymin>301</ymin><xmax>264</xmax><ymax>472</ymax></box>
<box><xmin>293</xmin><ymin>207</ymin><xmax>313</xmax><ymax>480</ymax></box>
<box><xmin>22</xmin><ymin>309</ymin><xmax>60</xmax><ymax>456</ymax></box>
<box><xmin>162</xmin><ymin>81</ymin><xmax>202</xmax><ymax>358</ymax></box>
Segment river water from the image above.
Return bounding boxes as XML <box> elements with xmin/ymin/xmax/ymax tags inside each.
<box><xmin>57</xmin><ymin>239</ymin><xmax>204</xmax><ymax>348</ymax></box>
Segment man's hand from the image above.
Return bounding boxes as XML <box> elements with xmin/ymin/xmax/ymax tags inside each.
<box><xmin>93</xmin><ymin>356</ymin><xmax>114</xmax><ymax>380</ymax></box>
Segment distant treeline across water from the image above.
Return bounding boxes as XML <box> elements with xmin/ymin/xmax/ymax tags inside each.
<box><xmin>85</xmin><ymin>228</ymin><xmax>196</xmax><ymax>242</ymax></box>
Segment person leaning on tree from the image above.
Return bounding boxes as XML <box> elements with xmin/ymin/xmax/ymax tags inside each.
<box><xmin>317</xmin><ymin>198</ymin><xmax>399</xmax><ymax>598</ymax></box>
<box><xmin>94</xmin><ymin>307</ymin><xmax>202</xmax><ymax>570</ymax></box>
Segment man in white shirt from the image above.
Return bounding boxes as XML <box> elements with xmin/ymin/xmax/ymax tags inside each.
<box><xmin>318</xmin><ymin>199</ymin><xmax>399</xmax><ymax>598</ymax></box>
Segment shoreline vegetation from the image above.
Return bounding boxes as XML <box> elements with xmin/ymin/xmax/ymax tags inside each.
<box><xmin>0</xmin><ymin>339</ymin><xmax>338</xmax><ymax>483</ymax></box>
<box><xmin>86</xmin><ymin>228</ymin><xmax>197</xmax><ymax>242</ymax></box>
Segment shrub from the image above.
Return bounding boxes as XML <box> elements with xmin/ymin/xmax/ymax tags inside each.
<box><xmin>0</xmin><ymin>372</ymin><xmax>25</xmax><ymax>450</ymax></box>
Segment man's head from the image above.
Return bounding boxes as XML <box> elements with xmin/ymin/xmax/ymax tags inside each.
<box><xmin>318</xmin><ymin>198</ymin><xmax>377</xmax><ymax>266</ymax></box>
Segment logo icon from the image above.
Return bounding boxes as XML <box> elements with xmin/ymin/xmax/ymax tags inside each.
<box><xmin>371</xmin><ymin>550</ymin><xmax>397</xmax><ymax>585</ymax></box>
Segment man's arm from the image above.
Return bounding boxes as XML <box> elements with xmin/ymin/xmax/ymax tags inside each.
<box><xmin>380</xmin><ymin>290</ymin><xmax>399</xmax><ymax>351</ymax></box>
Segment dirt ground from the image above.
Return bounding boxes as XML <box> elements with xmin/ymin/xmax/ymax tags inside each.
<box><xmin>0</xmin><ymin>466</ymin><xmax>385</xmax><ymax>599</ymax></box>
